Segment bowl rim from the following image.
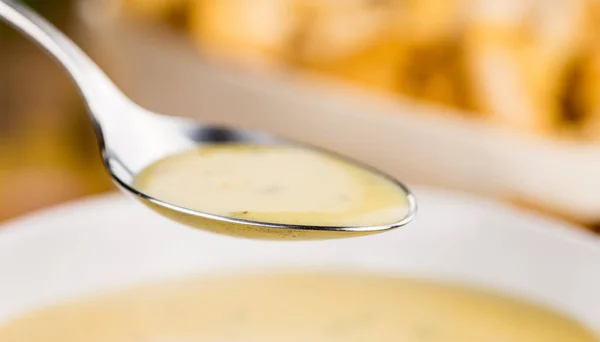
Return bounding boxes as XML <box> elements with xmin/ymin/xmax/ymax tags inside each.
<box><xmin>1</xmin><ymin>188</ymin><xmax>598</xmax><ymax>250</ymax></box>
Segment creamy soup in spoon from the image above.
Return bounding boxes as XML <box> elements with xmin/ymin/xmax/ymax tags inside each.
<box><xmin>133</xmin><ymin>144</ymin><xmax>411</xmax><ymax>227</ymax></box>
<box><xmin>0</xmin><ymin>273</ymin><xmax>596</xmax><ymax>341</ymax></box>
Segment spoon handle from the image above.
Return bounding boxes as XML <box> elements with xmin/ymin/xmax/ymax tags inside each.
<box><xmin>0</xmin><ymin>0</ymin><xmax>128</xmax><ymax>118</ymax></box>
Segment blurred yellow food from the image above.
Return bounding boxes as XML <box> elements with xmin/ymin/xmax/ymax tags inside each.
<box><xmin>579</xmin><ymin>48</ymin><xmax>600</xmax><ymax>138</ymax></box>
<box><xmin>465</xmin><ymin>0</ymin><xmax>590</xmax><ymax>134</ymax></box>
<box><xmin>301</xmin><ymin>39</ymin><xmax>404</xmax><ymax>94</ymax></box>
<box><xmin>292</xmin><ymin>0</ymin><xmax>392</xmax><ymax>64</ymax></box>
<box><xmin>122</xmin><ymin>0</ymin><xmax>188</xmax><ymax>20</ymax></box>
<box><xmin>393</xmin><ymin>0</ymin><xmax>465</xmax><ymax>44</ymax></box>
<box><xmin>189</xmin><ymin>0</ymin><xmax>298</xmax><ymax>69</ymax></box>
<box><xmin>121</xmin><ymin>0</ymin><xmax>600</xmax><ymax>140</ymax></box>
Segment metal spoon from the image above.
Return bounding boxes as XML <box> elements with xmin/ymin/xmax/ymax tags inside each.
<box><xmin>0</xmin><ymin>0</ymin><xmax>416</xmax><ymax>240</ymax></box>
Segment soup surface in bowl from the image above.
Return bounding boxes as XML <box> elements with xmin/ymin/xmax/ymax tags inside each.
<box><xmin>0</xmin><ymin>272</ymin><xmax>596</xmax><ymax>341</ymax></box>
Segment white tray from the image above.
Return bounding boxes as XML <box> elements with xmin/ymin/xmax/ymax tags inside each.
<box><xmin>77</xmin><ymin>2</ymin><xmax>600</xmax><ymax>224</ymax></box>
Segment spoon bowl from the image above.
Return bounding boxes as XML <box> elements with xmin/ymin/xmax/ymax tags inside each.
<box><xmin>0</xmin><ymin>0</ymin><xmax>416</xmax><ymax>239</ymax></box>
<box><xmin>109</xmin><ymin>117</ymin><xmax>416</xmax><ymax>240</ymax></box>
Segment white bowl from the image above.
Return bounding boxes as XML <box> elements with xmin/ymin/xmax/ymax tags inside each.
<box><xmin>0</xmin><ymin>187</ymin><xmax>599</xmax><ymax>335</ymax></box>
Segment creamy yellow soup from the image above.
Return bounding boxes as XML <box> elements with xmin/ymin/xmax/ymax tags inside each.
<box><xmin>0</xmin><ymin>273</ymin><xmax>596</xmax><ymax>341</ymax></box>
<box><xmin>134</xmin><ymin>144</ymin><xmax>410</xmax><ymax>227</ymax></box>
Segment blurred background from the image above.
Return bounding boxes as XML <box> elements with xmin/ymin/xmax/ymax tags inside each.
<box><xmin>1</xmin><ymin>0</ymin><xmax>599</xmax><ymax>232</ymax></box>
<box><xmin>0</xmin><ymin>0</ymin><xmax>113</xmax><ymax>222</ymax></box>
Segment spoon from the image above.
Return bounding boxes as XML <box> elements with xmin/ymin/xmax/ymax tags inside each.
<box><xmin>0</xmin><ymin>0</ymin><xmax>416</xmax><ymax>240</ymax></box>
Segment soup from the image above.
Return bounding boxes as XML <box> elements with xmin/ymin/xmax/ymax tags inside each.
<box><xmin>133</xmin><ymin>144</ymin><xmax>410</xmax><ymax>227</ymax></box>
<box><xmin>0</xmin><ymin>273</ymin><xmax>596</xmax><ymax>341</ymax></box>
